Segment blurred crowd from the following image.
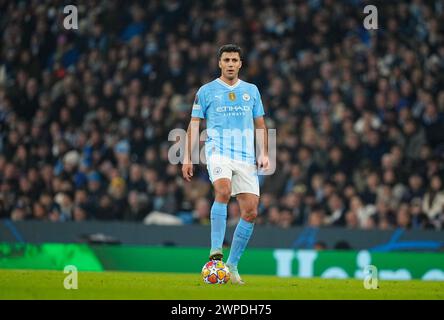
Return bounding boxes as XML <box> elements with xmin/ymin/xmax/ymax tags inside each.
<box><xmin>1</xmin><ymin>0</ymin><xmax>444</xmax><ymax>231</ymax></box>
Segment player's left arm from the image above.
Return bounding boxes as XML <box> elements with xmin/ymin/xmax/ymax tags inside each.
<box><xmin>254</xmin><ymin>116</ymin><xmax>269</xmax><ymax>170</ymax></box>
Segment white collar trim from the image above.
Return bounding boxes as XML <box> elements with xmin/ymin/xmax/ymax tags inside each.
<box><xmin>216</xmin><ymin>78</ymin><xmax>242</xmax><ymax>90</ymax></box>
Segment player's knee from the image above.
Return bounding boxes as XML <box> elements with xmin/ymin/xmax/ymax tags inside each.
<box><xmin>242</xmin><ymin>210</ymin><xmax>258</xmax><ymax>222</ymax></box>
<box><xmin>215</xmin><ymin>186</ymin><xmax>231</xmax><ymax>203</ymax></box>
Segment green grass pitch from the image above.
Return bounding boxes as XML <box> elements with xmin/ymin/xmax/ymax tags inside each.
<box><xmin>0</xmin><ymin>269</ymin><xmax>443</xmax><ymax>300</ymax></box>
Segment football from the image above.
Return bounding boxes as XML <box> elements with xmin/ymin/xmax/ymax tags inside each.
<box><xmin>201</xmin><ymin>260</ymin><xmax>231</xmax><ymax>284</ymax></box>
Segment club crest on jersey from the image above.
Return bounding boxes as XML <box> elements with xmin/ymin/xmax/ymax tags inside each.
<box><xmin>242</xmin><ymin>93</ymin><xmax>250</xmax><ymax>101</ymax></box>
<box><xmin>228</xmin><ymin>92</ymin><xmax>236</xmax><ymax>101</ymax></box>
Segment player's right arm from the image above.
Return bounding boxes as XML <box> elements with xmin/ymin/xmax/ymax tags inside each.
<box><xmin>182</xmin><ymin>87</ymin><xmax>207</xmax><ymax>181</ymax></box>
<box><xmin>182</xmin><ymin>117</ymin><xmax>200</xmax><ymax>182</ymax></box>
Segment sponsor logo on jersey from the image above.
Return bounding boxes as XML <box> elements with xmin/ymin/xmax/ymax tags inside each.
<box><xmin>213</xmin><ymin>167</ymin><xmax>222</xmax><ymax>175</ymax></box>
<box><xmin>216</xmin><ymin>105</ymin><xmax>251</xmax><ymax>112</ymax></box>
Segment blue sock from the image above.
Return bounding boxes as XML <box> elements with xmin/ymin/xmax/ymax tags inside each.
<box><xmin>227</xmin><ymin>218</ymin><xmax>254</xmax><ymax>267</ymax></box>
<box><xmin>210</xmin><ymin>202</ymin><xmax>228</xmax><ymax>251</ymax></box>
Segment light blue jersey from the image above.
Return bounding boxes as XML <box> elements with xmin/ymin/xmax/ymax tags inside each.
<box><xmin>191</xmin><ymin>78</ymin><xmax>265</xmax><ymax>164</ymax></box>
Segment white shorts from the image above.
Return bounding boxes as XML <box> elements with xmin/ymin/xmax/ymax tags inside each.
<box><xmin>207</xmin><ymin>155</ymin><xmax>260</xmax><ymax>197</ymax></box>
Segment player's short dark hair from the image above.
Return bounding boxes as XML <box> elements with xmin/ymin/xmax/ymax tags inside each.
<box><xmin>217</xmin><ymin>44</ymin><xmax>243</xmax><ymax>61</ymax></box>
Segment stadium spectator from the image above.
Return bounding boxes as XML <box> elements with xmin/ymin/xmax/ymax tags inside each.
<box><xmin>192</xmin><ymin>197</ymin><xmax>210</xmax><ymax>225</ymax></box>
<box><xmin>307</xmin><ymin>206</ymin><xmax>325</xmax><ymax>228</ymax></box>
<box><xmin>325</xmin><ymin>193</ymin><xmax>346</xmax><ymax>226</ymax></box>
<box><xmin>422</xmin><ymin>175</ymin><xmax>444</xmax><ymax>221</ymax></box>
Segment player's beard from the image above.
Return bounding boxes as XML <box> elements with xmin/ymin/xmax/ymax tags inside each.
<box><xmin>224</xmin><ymin>70</ymin><xmax>237</xmax><ymax>80</ymax></box>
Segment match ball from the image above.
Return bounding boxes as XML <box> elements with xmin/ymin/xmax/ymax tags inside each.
<box><xmin>201</xmin><ymin>260</ymin><xmax>230</xmax><ymax>284</ymax></box>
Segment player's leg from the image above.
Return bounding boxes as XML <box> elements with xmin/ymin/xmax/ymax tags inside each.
<box><xmin>226</xmin><ymin>192</ymin><xmax>258</xmax><ymax>284</ymax></box>
<box><xmin>207</xmin><ymin>155</ymin><xmax>233</xmax><ymax>260</ymax></box>
<box><xmin>209</xmin><ymin>178</ymin><xmax>231</xmax><ymax>260</ymax></box>
<box><xmin>226</xmin><ymin>160</ymin><xmax>260</xmax><ymax>284</ymax></box>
